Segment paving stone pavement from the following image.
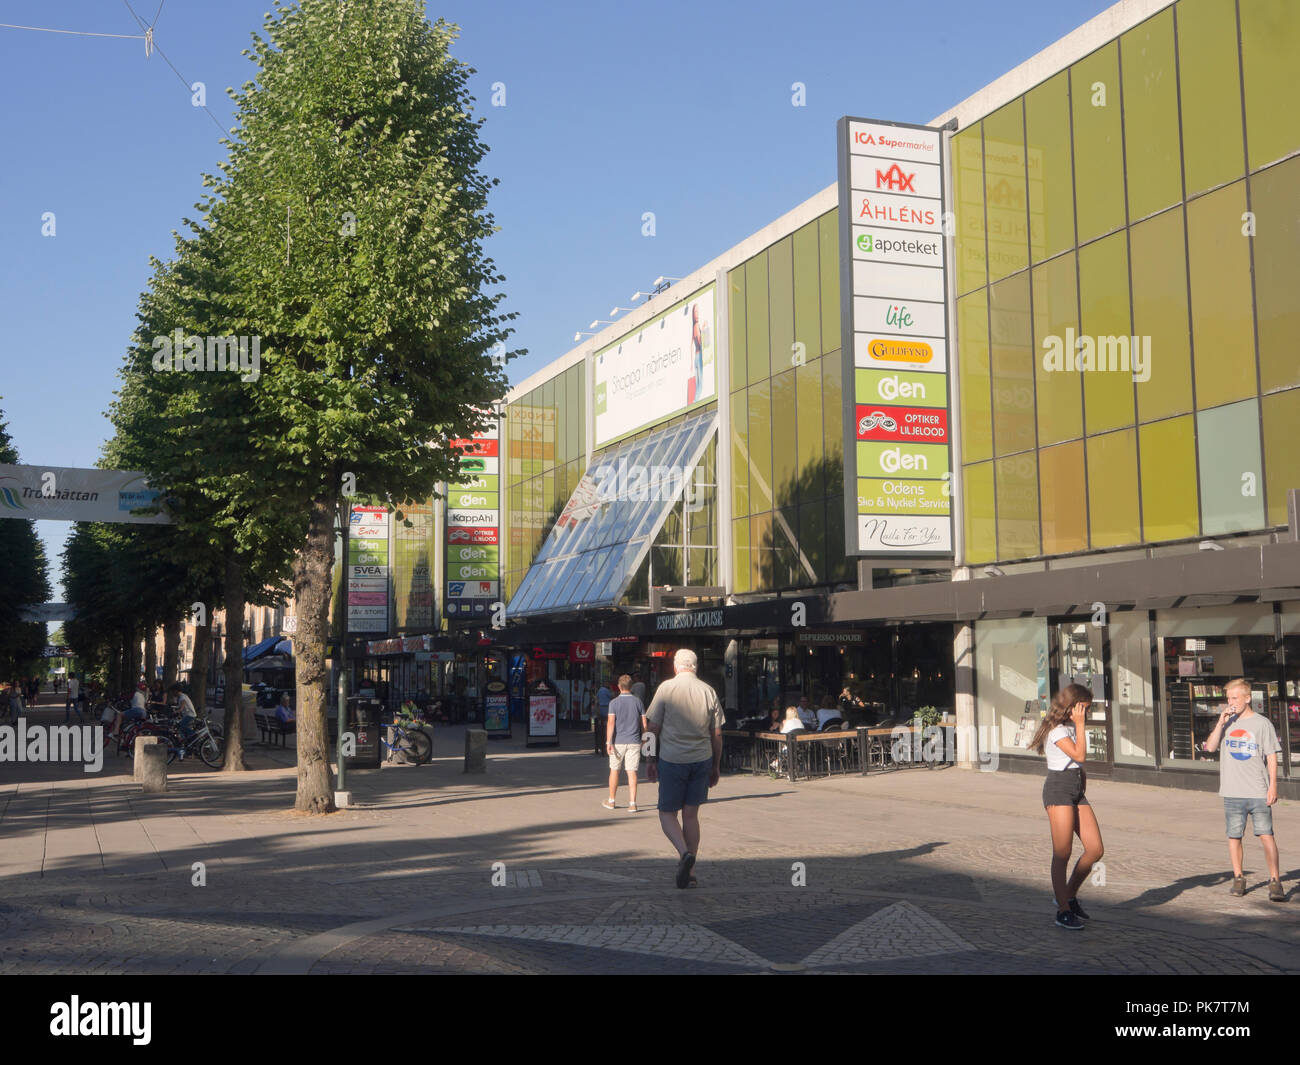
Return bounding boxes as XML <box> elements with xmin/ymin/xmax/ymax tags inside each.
<box><xmin>1</xmin><ymin>707</ymin><xmax>1297</xmax><ymax>974</ymax></box>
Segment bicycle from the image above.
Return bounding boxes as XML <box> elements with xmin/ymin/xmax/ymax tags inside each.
<box><xmin>381</xmin><ymin>718</ymin><xmax>432</xmax><ymax>765</ymax></box>
<box><xmin>165</xmin><ymin>714</ymin><xmax>225</xmax><ymax>769</ymax></box>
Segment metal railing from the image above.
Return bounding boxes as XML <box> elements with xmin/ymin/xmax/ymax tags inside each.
<box><xmin>722</xmin><ymin>724</ymin><xmax>956</xmax><ymax>782</ymax></box>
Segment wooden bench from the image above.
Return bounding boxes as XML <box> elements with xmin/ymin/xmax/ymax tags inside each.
<box><xmin>254</xmin><ymin>710</ymin><xmax>295</xmax><ymax>747</ymax></box>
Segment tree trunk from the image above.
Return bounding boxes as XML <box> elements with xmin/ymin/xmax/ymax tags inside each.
<box><xmin>293</xmin><ymin>495</ymin><xmax>337</xmax><ymax>813</ymax></box>
<box><xmin>190</xmin><ymin>622</ymin><xmax>211</xmax><ymax>710</ymax></box>
<box><xmin>125</xmin><ymin>626</ymin><xmax>141</xmax><ymax>693</ymax></box>
<box><xmin>108</xmin><ymin>635</ymin><xmax>123</xmax><ymax>696</ymax></box>
<box><xmin>222</xmin><ymin>547</ymin><xmax>248</xmax><ymax>771</ymax></box>
<box><xmin>144</xmin><ymin>626</ymin><xmax>157</xmax><ymax>687</ymax></box>
<box><xmin>162</xmin><ymin>614</ymin><xmax>180</xmax><ymax>687</ymax></box>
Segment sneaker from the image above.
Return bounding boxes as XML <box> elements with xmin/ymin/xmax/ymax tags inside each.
<box><xmin>675</xmin><ymin>851</ymin><xmax>696</xmax><ymax>889</ymax></box>
<box><xmin>1068</xmin><ymin>898</ymin><xmax>1090</xmax><ymax>921</ymax></box>
<box><xmin>627</xmin><ymin>803</ymin><xmax>637</xmax><ymax>813</ymax></box>
<box><xmin>1229</xmin><ymin>876</ymin><xmax>1246</xmax><ymax>896</ymax></box>
<box><xmin>1055</xmin><ymin>910</ymin><xmax>1084</xmax><ymax>930</ymax></box>
<box><xmin>601</xmin><ymin>799</ymin><xmax>616</xmax><ymax>810</ymax></box>
<box><xmin>1268</xmin><ymin>878</ymin><xmax>1286</xmax><ymax>902</ymax></box>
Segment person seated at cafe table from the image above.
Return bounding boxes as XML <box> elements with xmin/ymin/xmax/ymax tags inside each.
<box><xmin>764</xmin><ymin>705</ymin><xmax>783</xmax><ymax>732</ymax></box>
<box><xmin>782</xmin><ymin>707</ymin><xmax>807</xmax><ymax>734</ymax></box>
<box><xmin>796</xmin><ymin>696</ymin><xmax>818</xmax><ymax>729</ymax></box>
<box><xmin>816</xmin><ymin>695</ymin><xmax>843</xmax><ymax>730</ymax></box>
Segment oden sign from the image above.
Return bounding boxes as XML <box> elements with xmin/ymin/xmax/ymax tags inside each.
<box><xmin>837</xmin><ymin>117</ymin><xmax>953</xmax><ymax>557</ymax></box>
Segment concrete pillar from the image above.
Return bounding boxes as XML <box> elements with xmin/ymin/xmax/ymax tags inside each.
<box><xmin>464</xmin><ymin>728</ymin><xmax>487</xmax><ymax>773</ymax></box>
<box><xmin>135</xmin><ymin>737</ymin><xmax>168</xmax><ymax>792</ymax></box>
<box><xmin>724</xmin><ymin>639</ymin><xmax>739</xmax><ymax>716</ymax></box>
<box><xmin>953</xmin><ymin>622</ymin><xmax>977</xmax><ymax>770</ymax></box>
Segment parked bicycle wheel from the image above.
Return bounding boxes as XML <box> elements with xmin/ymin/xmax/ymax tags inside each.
<box><xmin>403</xmin><ymin>729</ymin><xmax>432</xmax><ymax>765</ymax></box>
<box><xmin>198</xmin><ymin>733</ymin><xmax>224</xmax><ymax>768</ymax></box>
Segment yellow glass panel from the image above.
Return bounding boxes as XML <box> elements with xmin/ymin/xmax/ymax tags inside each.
<box><xmin>729</xmin><ymin>266</ymin><xmax>747</xmax><ymax>391</ymax></box>
<box><xmin>983</xmin><ymin>101</ymin><xmax>1029</xmax><ymax>282</ymax></box>
<box><xmin>962</xmin><ymin>461</ymin><xmax>996</xmax><ymax>564</ymax></box>
<box><xmin>1087</xmin><ymin>429</ymin><xmax>1141</xmax><ymax>547</ymax></box>
<box><xmin>1240</xmin><ymin>0</ymin><xmax>1300</xmax><ymax>171</ymax></box>
<box><xmin>1139</xmin><ymin>416</ymin><xmax>1200</xmax><ymax>541</ymax></box>
<box><xmin>732</xmin><ymin>516</ymin><xmax>751</xmax><ymax>594</ymax></box>
<box><xmin>952</xmin><ymin>125</ymin><xmax>988</xmax><ymax>294</ymax></box>
<box><xmin>1024</xmin><ymin>71</ymin><xmax>1075</xmax><ymax>262</ymax></box>
<box><xmin>771</xmin><ymin>369</ymin><xmax>797</xmax><ymax>508</ymax></box>
<box><xmin>730</xmin><ymin>389</ymin><xmax>749</xmax><ymax>516</ymax></box>
<box><xmin>793</xmin><ymin>221</ymin><xmax>821</xmax><ymax>361</ymax></box>
<box><xmin>751</xmin><ymin>512</ymin><xmax>773</xmax><ymax>592</ymax></box>
<box><xmin>1249</xmin><ymin>155</ymin><xmax>1300</xmax><ymax>392</ymax></box>
<box><xmin>747</xmin><ymin>380</ymin><xmax>773</xmax><ymax>512</ymax></box>
<box><xmin>1263</xmin><ymin>387</ymin><xmax>1300</xmax><ymax>527</ymax></box>
<box><xmin>1078</xmin><ymin>231</ymin><xmax>1136</xmax><ymax>434</ymax></box>
<box><xmin>990</xmin><ymin>274</ymin><xmax>1035</xmax><ymax>457</ymax></box>
<box><xmin>958</xmin><ymin>292</ymin><xmax>992</xmax><ymax>462</ymax></box>
<box><xmin>1187</xmin><ymin>181</ymin><xmax>1256</xmax><ymax>405</ymax></box>
<box><xmin>1071</xmin><ymin>42</ymin><xmax>1126</xmax><ymax>241</ymax></box>
<box><xmin>1038</xmin><ymin>441</ymin><xmax>1088</xmax><ymax>554</ymax></box>
<box><xmin>819</xmin><ymin>210</ymin><xmax>841</xmax><ymax>355</ymax></box>
<box><xmin>796</xmin><ymin>357</ymin><xmax>825</xmax><ymax>502</ymax></box>
<box><xmin>996</xmin><ymin>452</ymin><xmax>1041</xmax><ymax>559</ymax></box>
<box><xmin>1178</xmin><ymin>0</ymin><xmax>1245</xmax><ymax>195</ymax></box>
<box><xmin>1130</xmin><ymin>207</ymin><xmax>1193</xmax><ymax>421</ymax></box>
<box><xmin>821</xmin><ymin>349</ymin><xmax>844</xmax><ymax>471</ymax></box>
<box><xmin>1122</xmin><ymin>8</ymin><xmax>1182</xmax><ymax>220</ymax></box>
<box><xmin>769</xmin><ymin>236</ymin><xmax>795</xmax><ymax>375</ymax></box>
<box><xmin>1032</xmin><ymin>252</ymin><xmax>1082</xmax><ymax>446</ymax></box>
<box><xmin>746</xmin><ymin>254</ymin><xmax>771</xmax><ymax>384</ymax></box>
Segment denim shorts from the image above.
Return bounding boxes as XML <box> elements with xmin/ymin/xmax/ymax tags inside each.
<box><xmin>1042</xmin><ymin>767</ymin><xmax>1090</xmax><ymax>808</ymax></box>
<box><xmin>656</xmin><ymin>757</ymin><xmax>713</xmax><ymax>813</ymax></box>
<box><xmin>1224</xmin><ymin>796</ymin><xmax>1273</xmax><ymax>838</ymax></box>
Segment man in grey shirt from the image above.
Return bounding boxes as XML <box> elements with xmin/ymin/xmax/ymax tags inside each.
<box><xmin>1204</xmin><ymin>678</ymin><xmax>1284</xmax><ymax>901</ymax></box>
<box><xmin>645</xmin><ymin>648</ymin><xmax>725</xmax><ymax>888</ymax></box>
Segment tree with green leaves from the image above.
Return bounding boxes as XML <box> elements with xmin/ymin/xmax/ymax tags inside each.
<box><xmin>196</xmin><ymin>0</ymin><xmax>516</xmax><ymax>810</ymax></box>
<box><xmin>0</xmin><ymin>402</ymin><xmax>52</xmax><ymax>678</ymax></box>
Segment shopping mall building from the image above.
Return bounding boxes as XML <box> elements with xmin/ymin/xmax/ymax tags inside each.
<box><xmin>327</xmin><ymin>0</ymin><xmax>1300</xmax><ymax>796</ymax></box>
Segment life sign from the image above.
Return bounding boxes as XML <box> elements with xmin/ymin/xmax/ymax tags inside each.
<box><xmin>838</xmin><ymin>116</ymin><xmax>954</xmax><ymax>558</ymax></box>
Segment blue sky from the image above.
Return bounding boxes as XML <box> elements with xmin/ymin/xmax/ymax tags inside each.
<box><xmin>0</xmin><ymin>0</ymin><xmax>1111</xmax><ymax>600</ymax></box>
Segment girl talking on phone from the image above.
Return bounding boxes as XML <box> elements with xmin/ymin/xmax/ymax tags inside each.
<box><xmin>1028</xmin><ymin>683</ymin><xmax>1105</xmax><ymax>930</ymax></box>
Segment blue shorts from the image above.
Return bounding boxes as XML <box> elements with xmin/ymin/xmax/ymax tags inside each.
<box><xmin>657</xmin><ymin>758</ymin><xmax>713</xmax><ymax>813</ymax></box>
<box><xmin>1224</xmin><ymin>797</ymin><xmax>1273</xmax><ymax>838</ymax></box>
<box><xmin>123</xmin><ymin>706</ymin><xmax>147</xmax><ymax>723</ymax></box>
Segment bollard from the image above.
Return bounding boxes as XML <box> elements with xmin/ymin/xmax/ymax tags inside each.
<box><xmin>464</xmin><ymin>728</ymin><xmax>487</xmax><ymax>774</ymax></box>
<box><xmin>133</xmin><ymin>735</ymin><xmax>161</xmax><ymax>783</ymax></box>
<box><xmin>136</xmin><ymin>737</ymin><xmax>168</xmax><ymax>793</ymax></box>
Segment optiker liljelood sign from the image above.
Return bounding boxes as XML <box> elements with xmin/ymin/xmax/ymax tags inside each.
<box><xmin>837</xmin><ymin>117</ymin><xmax>953</xmax><ymax>558</ymax></box>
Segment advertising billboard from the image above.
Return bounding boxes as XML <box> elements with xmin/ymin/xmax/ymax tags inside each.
<box><xmin>837</xmin><ymin>118</ymin><xmax>954</xmax><ymax>558</ymax></box>
<box><xmin>348</xmin><ymin>505</ymin><xmax>390</xmax><ymax>632</ymax></box>
<box><xmin>0</xmin><ymin>464</ymin><xmax>169</xmax><ymax>524</ymax></box>
<box><xmin>445</xmin><ymin>418</ymin><xmax>502</xmax><ymax>620</ymax></box>
<box><xmin>592</xmin><ymin>284</ymin><xmax>715</xmax><ymax>449</ymax></box>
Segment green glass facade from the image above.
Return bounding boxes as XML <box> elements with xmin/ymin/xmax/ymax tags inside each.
<box><xmin>954</xmin><ymin>0</ymin><xmax>1300</xmax><ymax>564</ymax></box>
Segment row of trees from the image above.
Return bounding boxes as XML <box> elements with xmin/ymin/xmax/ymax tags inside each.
<box><xmin>0</xmin><ymin>404</ymin><xmax>52</xmax><ymax>678</ymax></box>
<box><xmin>63</xmin><ymin>0</ymin><xmax>515</xmax><ymax>810</ymax></box>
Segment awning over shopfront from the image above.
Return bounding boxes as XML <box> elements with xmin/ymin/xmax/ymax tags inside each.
<box><xmin>508</xmin><ymin>411</ymin><xmax>717</xmax><ymax>618</ymax></box>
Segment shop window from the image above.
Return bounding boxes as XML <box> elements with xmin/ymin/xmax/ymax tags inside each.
<box><xmin>957</xmin><ymin>291</ymin><xmax>992</xmax><ymax>462</ymax></box>
<box><xmin>1130</xmin><ymin>207</ymin><xmax>1193</xmax><ymax>422</ymax></box>
<box><xmin>1177</xmin><ymin>0</ymin><xmax>1246</xmax><ymax>197</ymax></box>
<box><xmin>1197</xmin><ymin>399</ymin><xmax>1266</xmax><ymax>534</ymax></box>
<box><xmin>952</xmin><ymin>125</ymin><xmax>988</xmax><ymax>295</ymax></box>
<box><xmin>746</xmin><ymin>254</ymin><xmax>771</xmax><ymax>384</ymax></box>
<box><xmin>962</xmin><ymin>460</ymin><xmax>997</xmax><ymax>565</ymax></box>
<box><xmin>1279</xmin><ymin>603</ymin><xmax>1300</xmax><ymax>772</ymax></box>
<box><xmin>1032</xmin><ymin>252</ymin><xmax>1082</xmax><ymax>446</ymax></box>
<box><xmin>1240</xmin><ymin>0</ymin><xmax>1300</xmax><ymax>172</ymax></box>
<box><xmin>1078</xmin><ymin>231</ymin><xmax>1136</xmax><ymax>434</ymax></box>
<box><xmin>1263</xmin><ymin>387</ymin><xmax>1300</xmax><ymax>528</ymax></box>
<box><xmin>1024</xmin><ymin>71</ymin><xmax>1075</xmax><ymax>263</ymax></box>
<box><xmin>1250</xmin><ymin>156</ymin><xmax>1300</xmax><ymax>394</ymax></box>
<box><xmin>990</xmin><ymin>273</ymin><xmax>1035</xmax><ymax>457</ymax></box>
<box><xmin>1038</xmin><ymin>440</ymin><xmax>1088</xmax><ymax>555</ymax></box>
<box><xmin>1139</xmin><ymin>415</ymin><xmax>1200</xmax><ymax>541</ymax></box>
<box><xmin>1188</xmin><ymin>182</ymin><xmax>1256</xmax><ymax>406</ymax></box>
<box><xmin>1086</xmin><ymin>428</ymin><xmax>1141</xmax><ymax>547</ymax></box>
<box><xmin>983</xmin><ymin>100</ymin><xmax>1029</xmax><ymax>282</ymax></box>
<box><xmin>1121</xmin><ymin>8</ymin><xmax>1182</xmax><ymax>221</ymax></box>
<box><xmin>1071</xmin><ymin>41</ymin><xmax>1126</xmax><ymax>242</ymax></box>
<box><xmin>818</xmin><ymin>211</ymin><xmax>840</xmax><ymax>355</ymax></box>
<box><xmin>996</xmin><ymin>452</ymin><xmax>1041</xmax><ymax>559</ymax></box>
<box><xmin>974</xmin><ymin>617</ymin><xmax>1050</xmax><ymax>754</ymax></box>
<box><xmin>1156</xmin><ymin>604</ymin><xmax>1278</xmax><ymax>771</ymax></box>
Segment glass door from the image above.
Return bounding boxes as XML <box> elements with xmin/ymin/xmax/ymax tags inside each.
<box><xmin>1052</xmin><ymin>621</ymin><xmax>1113</xmax><ymax>775</ymax></box>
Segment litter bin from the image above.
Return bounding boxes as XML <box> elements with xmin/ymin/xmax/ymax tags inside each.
<box><xmin>344</xmin><ymin>696</ymin><xmax>383</xmax><ymax>769</ymax></box>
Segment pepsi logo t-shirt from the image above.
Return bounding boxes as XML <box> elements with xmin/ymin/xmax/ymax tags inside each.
<box><xmin>1218</xmin><ymin>713</ymin><xmax>1281</xmax><ymax>798</ymax></box>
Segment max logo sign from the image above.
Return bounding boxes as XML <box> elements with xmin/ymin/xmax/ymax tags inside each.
<box><xmin>875</xmin><ymin>164</ymin><xmax>916</xmax><ymax>192</ymax></box>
